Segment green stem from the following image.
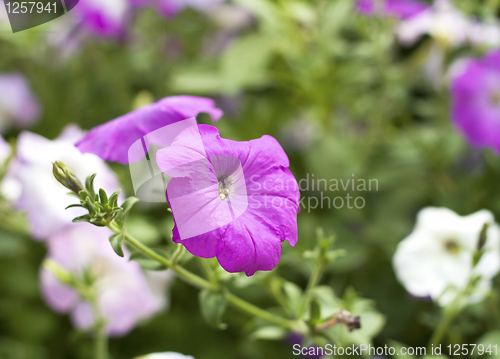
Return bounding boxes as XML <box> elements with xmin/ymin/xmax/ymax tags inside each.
<box><xmin>109</xmin><ymin>222</ymin><xmax>214</xmax><ymax>291</ymax></box>
<box><xmin>198</xmin><ymin>257</ymin><xmax>218</xmax><ymax>288</ymax></box>
<box><xmin>171</xmin><ymin>243</ymin><xmax>185</xmax><ymax>265</ymax></box>
<box><xmin>428</xmin><ymin>305</ymin><xmax>457</xmax><ymax>349</ymax></box>
<box><xmin>108</xmin><ymin>221</ymin><xmax>305</xmax><ymax>334</ymax></box>
<box><xmin>297</xmin><ymin>261</ymin><xmax>324</xmax><ymax>319</ymax></box>
<box><xmin>89</xmin><ymin>295</ymin><xmax>107</xmax><ymax>359</ymax></box>
<box><xmin>224</xmin><ymin>290</ymin><xmax>305</xmax><ymax>333</ymax></box>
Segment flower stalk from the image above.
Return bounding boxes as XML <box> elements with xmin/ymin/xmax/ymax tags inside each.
<box><xmin>53</xmin><ymin>165</ymin><xmax>334</xmax><ymax>339</ymax></box>
<box><xmin>43</xmin><ymin>259</ymin><xmax>108</xmax><ymax>359</ymax></box>
<box><xmin>108</xmin><ymin>221</ymin><xmax>306</xmax><ymax>333</ymax></box>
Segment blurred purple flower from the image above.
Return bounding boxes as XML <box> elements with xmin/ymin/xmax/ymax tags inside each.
<box><xmin>74</xmin><ymin>0</ymin><xmax>131</xmax><ymax>37</ymax></box>
<box><xmin>156</xmin><ymin>124</ymin><xmax>300</xmax><ymax>276</ymax></box>
<box><xmin>76</xmin><ymin>96</ymin><xmax>223</xmax><ymax>164</ymax></box>
<box><xmin>356</xmin><ymin>0</ymin><xmax>428</xmax><ymax>20</ymax></box>
<box><xmin>1</xmin><ymin>125</ymin><xmax>121</xmax><ymax>239</ymax></box>
<box><xmin>0</xmin><ymin>73</ymin><xmax>41</xmax><ymax>133</ymax></box>
<box><xmin>450</xmin><ymin>50</ymin><xmax>500</xmax><ymax>153</ymax></box>
<box><xmin>40</xmin><ymin>223</ymin><xmax>173</xmax><ymax>336</ymax></box>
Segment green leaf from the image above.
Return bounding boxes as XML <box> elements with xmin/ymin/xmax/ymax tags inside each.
<box><xmin>476</xmin><ymin>330</ymin><xmax>500</xmax><ymax>359</ymax></box>
<box><xmin>129</xmin><ymin>252</ymin><xmax>165</xmax><ymax>270</ymax></box>
<box><xmin>65</xmin><ymin>204</ymin><xmax>85</xmax><ymax>210</ymax></box>
<box><xmin>108</xmin><ymin>189</ymin><xmax>121</xmax><ymax>208</ymax></box>
<box><xmin>115</xmin><ymin>197</ymin><xmax>140</xmax><ymax>227</ymax></box>
<box><xmin>250</xmin><ymin>326</ymin><xmax>287</xmax><ymax>341</ymax></box>
<box><xmin>309</xmin><ymin>299</ymin><xmax>321</xmax><ymax>325</ymax></box>
<box><xmin>72</xmin><ymin>214</ymin><xmax>92</xmax><ymax>223</ymax></box>
<box><xmin>199</xmin><ymin>289</ymin><xmax>227</xmax><ymax>330</ymax></box>
<box><xmin>99</xmin><ymin>188</ymin><xmax>108</xmax><ymax>206</ymax></box>
<box><xmin>85</xmin><ymin>173</ymin><xmax>97</xmax><ymax>199</ymax></box>
<box><xmin>66</xmin><ymin>192</ymin><xmax>81</xmax><ymax>200</ymax></box>
<box><xmin>282</xmin><ymin>281</ymin><xmax>303</xmax><ymax>316</ymax></box>
<box><xmin>109</xmin><ymin>232</ymin><xmax>125</xmax><ymax>257</ymax></box>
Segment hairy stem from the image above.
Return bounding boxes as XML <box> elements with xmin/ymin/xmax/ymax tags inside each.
<box><xmin>109</xmin><ymin>222</ymin><xmax>214</xmax><ymax>291</ymax></box>
<box><xmin>89</xmin><ymin>296</ymin><xmax>107</xmax><ymax>359</ymax></box>
<box><xmin>297</xmin><ymin>261</ymin><xmax>324</xmax><ymax>319</ymax></box>
<box><xmin>109</xmin><ymin>221</ymin><xmax>305</xmax><ymax>334</ymax></box>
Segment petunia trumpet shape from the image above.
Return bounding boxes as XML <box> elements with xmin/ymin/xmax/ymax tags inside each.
<box><xmin>156</xmin><ymin>124</ymin><xmax>300</xmax><ymax>276</ymax></box>
<box><xmin>76</xmin><ymin>96</ymin><xmax>223</xmax><ymax>164</ymax></box>
<box><xmin>450</xmin><ymin>50</ymin><xmax>500</xmax><ymax>153</ymax></box>
<box><xmin>393</xmin><ymin>207</ymin><xmax>500</xmax><ymax>306</ymax></box>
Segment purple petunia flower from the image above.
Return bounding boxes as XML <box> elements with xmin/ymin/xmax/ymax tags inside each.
<box><xmin>76</xmin><ymin>96</ymin><xmax>223</xmax><ymax>164</ymax></box>
<box><xmin>74</xmin><ymin>0</ymin><xmax>131</xmax><ymax>37</ymax></box>
<box><xmin>450</xmin><ymin>50</ymin><xmax>500</xmax><ymax>153</ymax></box>
<box><xmin>356</xmin><ymin>0</ymin><xmax>428</xmax><ymax>20</ymax></box>
<box><xmin>156</xmin><ymin>124</ymin><xmax>300</xmax><ymax>276</ymax></box>
<box><xmin>0</xmin><ymin>73</ymin><xmax>41</xmax><ymax>133</ymax></box>
<box><xmin>40</xmin><ymin>223</ymin><xmax>173</xmax><ymax>336</ymax></box>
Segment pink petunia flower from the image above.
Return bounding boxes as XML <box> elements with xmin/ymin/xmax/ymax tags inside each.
<box><xmin>40</xmin><ymin>223</ymin><xmax>173</xmax><ymax>336</ymax></box>
<box><xmin>156</xmin><ymin>124</ymin><xmax>300</xmax><ymax>276</ymax></box>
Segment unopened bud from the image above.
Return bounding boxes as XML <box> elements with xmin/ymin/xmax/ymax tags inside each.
<box><xmin>52</xmin><ymin>161</ymin><xmax>84</xmax><ymax>194</ymax></box>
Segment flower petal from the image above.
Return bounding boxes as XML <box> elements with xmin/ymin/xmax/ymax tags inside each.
<box><xmin>76</xmin><ymin>96</ymin><xmax>223</xmax><ymax>164</ymax></box>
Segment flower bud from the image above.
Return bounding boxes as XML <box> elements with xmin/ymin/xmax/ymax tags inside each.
<box><xmin>52</xmin><ymin>161</ymin><xmax>84</xmax><ymax>194</ymax></box>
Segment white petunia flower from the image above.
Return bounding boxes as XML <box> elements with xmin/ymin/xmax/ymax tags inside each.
<box><xmin>396</xmin><ymin>0</ymin><xmax>500</xmax><ymax>48</ymax></box>
<box><xmin>396</xmin><ymin>0</ymin><xmax>470</xmax><ymax>47</ymax></box>
<box><xmin>135</xmin><ymin>352</ymin><xmax>195</xmax><ymax>359</ymax></box>
<box><xmin>393</xmin><ymin>207</ymin><xmax>500</xmax><ymax>306</ymax></box>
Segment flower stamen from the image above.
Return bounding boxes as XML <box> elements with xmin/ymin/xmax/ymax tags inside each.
<box><xmin>490</xmin><ymin>90</ymin><xmax>500</xmax><ymax>106</ymax></box>
<box><xmin>217</xmin><ymin>175</ymin><xmax>234</xmax><ymax>201</ymax></box>
<box><xmin>443</xmin><ymin>238</ymin><xmax>460</xmax><ymax>255</ymax></box>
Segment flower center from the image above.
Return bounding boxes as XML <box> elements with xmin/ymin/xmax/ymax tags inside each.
<box><xmin>443</xmin><ymin>239</ymin><xmax>460</xmax><ymax>255</ymax></box>
<box><xmin>491</xmin><ymin>90</ymin><xmax>500</xmax><ymax>106</ymax></box>
<box><xmin>217</xmin><ymin>174</ymin><xmax>234</xmax><ymax>201</ymax></box>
